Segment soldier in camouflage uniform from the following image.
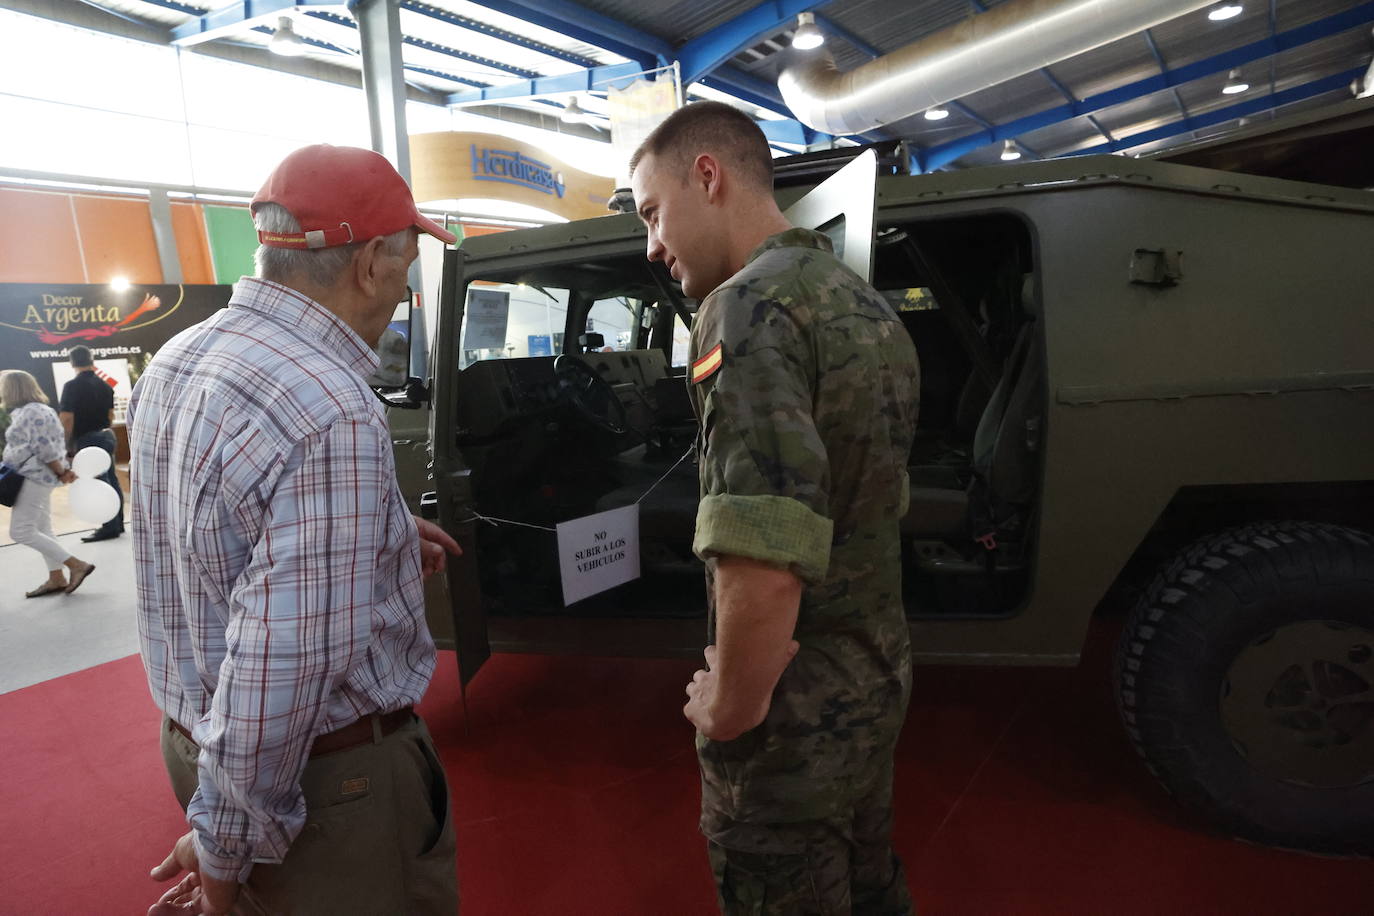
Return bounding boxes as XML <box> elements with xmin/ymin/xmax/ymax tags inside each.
<box><xmin>631</xmin><ymin>102</ymin><xmax>920</xmax><ymax>914</ymax></box>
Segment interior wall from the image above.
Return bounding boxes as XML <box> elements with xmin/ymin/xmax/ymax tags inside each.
<box><xmin>0</xmin><ymin>185</ymin><xmax>514</xmax><ymax>308</ymax></box>
<box><xmin>0</xmin><ymin>188</ymin><xmax>87</xmax><ymax>282</ymax></box>
<box><xmin>0</xmin><ymin>186</ymin><xmax>221</xmax><ymax>285</ymax></box>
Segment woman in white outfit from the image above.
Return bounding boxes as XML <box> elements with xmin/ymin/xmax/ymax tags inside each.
<box><xmin>1</xmin><ymin>370</ymin><xmax>96</xmax><ymax>597</ymax></box>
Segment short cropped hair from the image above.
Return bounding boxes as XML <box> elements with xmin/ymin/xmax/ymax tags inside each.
<box><xmin>1</xmin><ymin>370</ymin><xmax>48</xmax><ymax>409</ymax></box>
<box><xmin>629</xmin><ymin>100</ymin><xmax>773</xmax><ymax>193</ymax></box>
<box><xmin>69</xmin><ymin>345</ymin><xmax>93</xmax><ymax>368</ymax></box>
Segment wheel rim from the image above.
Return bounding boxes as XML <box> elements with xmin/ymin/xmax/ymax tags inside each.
<box><xmin>1220</xmin><ymin>620</ymin><xmax>1374</xmax><ymax>789</ymax></box>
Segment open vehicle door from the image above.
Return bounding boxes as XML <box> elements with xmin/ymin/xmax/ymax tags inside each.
<box><xmin>425</xmin><ymin>246</ymin><xmax>491</xmax><ymax>687</ymax></box>
<box><xmin>372</xmin><ymin>278</ymin><xmax>486</xmax><ymax>682</ymax></box>
<box><xmin>430</xmin><ymin>150</ymin><xmax>880</xmax><ymax>688</ymax></box>
<box><xmin>783</xmin><ymin>148</ymin><xmax>878</xmax><ymax>281</ymax></box>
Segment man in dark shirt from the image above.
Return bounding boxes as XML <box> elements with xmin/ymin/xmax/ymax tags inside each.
<box><xmin>59</xmin><ymin>345</ymin><xmax>124</xmax><ymax>541</ymax></box>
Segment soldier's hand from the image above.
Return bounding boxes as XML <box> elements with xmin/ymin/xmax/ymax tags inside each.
<box><xmin>684</xmin><ymin>642</ymin><xmax>799</xmax><ymax>741</ymax></box>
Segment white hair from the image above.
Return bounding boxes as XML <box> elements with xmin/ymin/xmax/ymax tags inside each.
<box><xmin>253</xmin><ymin>203</ymin><xmax>411</xmax><ymax>288</ymax></box>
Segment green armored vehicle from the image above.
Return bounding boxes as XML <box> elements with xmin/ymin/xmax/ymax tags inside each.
<box><xmin>386</xmin><ymin>152</ymin><xmax>1374</xmax><ymax>855</ymax></box>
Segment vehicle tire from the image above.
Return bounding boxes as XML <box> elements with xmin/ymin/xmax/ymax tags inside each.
<box><xmin>1115</xmin><ymin>521</ymin><xmax>1374</xmax><ymax>855</ymax></box>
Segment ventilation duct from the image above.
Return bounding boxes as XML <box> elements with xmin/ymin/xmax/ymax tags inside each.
<box><xmin>778</xmin><ymin>0</ymin><xmax>1219</xmax><ymax>136</ymax></box>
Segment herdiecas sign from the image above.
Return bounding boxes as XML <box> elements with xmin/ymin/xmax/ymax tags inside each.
<box><xmin>410</xmin><ymin>131</ymin><xmax>614</xmax><ymax>221</ymax></box>
<box><xmin>470</xmin><ymin>145</ymin><xmax>566</xmax><ymax>199</ymax></box>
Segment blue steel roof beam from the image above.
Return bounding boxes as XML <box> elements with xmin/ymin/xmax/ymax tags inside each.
<box><xmin>171</xmin><ymin>0</ymin><xmax>339</xmax><ymax>46</ymax></box>
<box><xmin>445</xmin><ymin>62</ymin><xmax>643</xmax><ymax>106</ymax></box>
<box><xmin>135</xmin><ymin>0</ymin><xmax>212</xmax><ymax>16</ymax></box>
<box><xmin>301</xmin><ymin>9</ymin><xmax>541</xmax><ymax>79</ymax></box>
<box><xmin>243</xmin><ymin>20</ymin><xmax>483</xmax><ymax>90</ymax></box>
<box><xmin>447</xmin><ymin>2</ymin><xmax>870</xmax><ymax>150</ymax></box>
<box><xmin>1067</xmin><ymin>67</ymin><xmax>1363</xmax><ymax>157</ymax></box>
<box><xmin>946</xmin><ymin>100</ymin><xmax>1043</xmax><ymax>160</ymax></box>
<box><xmin>460</xmin><ymin>0</ymin><xmax>671</xmax><ymax>70</ymax></box>
<box><xmin>246</xmin><ymin>22</ymin><xmax>355</xmax><ymax>58</ymax></box>
<box><xmin>72</xmin><ymin>0</ymin><xmax>159</xmax><ymax>27</ymax></box>
<box><xmin>398</xmin><ymin>2</ymin><xmax>600</xmax><ymax>69</ymax></box>
<box><xmin>812</xmin><ymin>13</ymin><xmax>881</xmax><ymax>59</ymax></box>
<box><xmin>399</xmin><ymin>35</ymin><xmax>538</xmax><ymax>80</ymax></box>
<box><xmin>1036</xmin><ymin>67</ymin><xmax>1112</xmax><ymax>139</ymax></box>
<box><xmin>1143</xmin><ymin>28</ymin><xmax>1195</xmax><ymax>136</ymax></box>
<box><xmin>401</xmin><ymin>65</ymin><xmax>490</xmax><ymax>90</ymax></box>
<box><xmin>701</xmin><ymin>70</ymin><xmax>888</xmax><ymax>145</ymax></box>
<box><xmin>1039</xmin><ymin>67</ymin><xmax>1076</xmax><ymax>105</ymax></box>
<box><xmin>921</xmin><ymin>2</ymin><xmax>1374</xmax><ymax>171</ymax></box>
<box><xmin>696</xmin><ymin>73</ymin><xmax>811</xmax><ymax>138</ymax></box>
<box><xmin>675</xmin><ymin>1</ymin><xmax>833</xmax><ymax>86</ymax></box>
<box><xmin>1085</xmin><ymin>114</ymin><xmax>1115</xmax><ymax>143</ymax></box>
<box><xmin>758</xmin><ymin>120</ymin><xmax>810</xmax><ymax>146</ymax></box>
<box><xmin>949</xmin><ymin>100</ymin><xmax>994</xmax><ymax>130</ymax></box>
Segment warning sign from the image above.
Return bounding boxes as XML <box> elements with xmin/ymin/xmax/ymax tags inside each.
<box><xmin>555</xmin><ymin>505</ymin><xmax>641</xmax><ymax>605</ymax></box>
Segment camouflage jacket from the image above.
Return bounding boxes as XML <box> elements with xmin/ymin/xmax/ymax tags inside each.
<box><xmin>687</xmin><ymin>227</ymin><xmax>921</xmax><ymax>831</ymax></box>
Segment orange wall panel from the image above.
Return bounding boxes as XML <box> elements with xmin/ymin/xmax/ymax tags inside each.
<box><xmin>0</xmin><ymin>188</ymin><xmax>86</xmax><ymax>283</ymax></box>
<box><xmin>72</xmin><ymin>196</ymin><xmax>163</xmax><ymax>285</ymax></box>
<box><xmin>171</xmin><ymin>201</ymin><xmax>215</xmax><ymax>284</ymax></box>
<box><xmin>460</xmin><ymin>223</ymin><xmax>510</xmax><ymax>239</ymax></box>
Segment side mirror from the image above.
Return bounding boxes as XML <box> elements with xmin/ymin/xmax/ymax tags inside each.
<box><xmin>370</xmin><ymin>289</ymin><xmax>431</xmax><ymax>409</ymax></box>
<box><xmin>379</xmin><ymin>378</ymin><xmax>430</xmax><ymax>409</ymax></box>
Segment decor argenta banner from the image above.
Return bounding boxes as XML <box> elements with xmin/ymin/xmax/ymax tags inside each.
<box><xmin>0</xmin><ymin>283</ymin><xmax>232</xmax><ymax>410</ymax></box>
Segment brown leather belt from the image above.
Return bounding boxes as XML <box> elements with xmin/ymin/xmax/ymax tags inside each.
<box><xmin>170</xmin><ymin>707</ymin><xmax>414</xmax><ymax>758</ymax></box>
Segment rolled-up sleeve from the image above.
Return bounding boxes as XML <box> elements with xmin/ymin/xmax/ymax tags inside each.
<box><xmin>186</xmin><ymin>419</ymin><xmax>389</xmax><ymax>882</ymax></box>
<box><xmin>692</xmin><ymin>301</ymin><xmax>833</xmax><ymax>584</ymax></box>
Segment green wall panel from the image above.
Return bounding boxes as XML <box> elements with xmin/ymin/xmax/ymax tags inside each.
<box><xmin>204</xmin><ymin>205</ymin><xmax>258</xmax><ymax>285</ymax></box>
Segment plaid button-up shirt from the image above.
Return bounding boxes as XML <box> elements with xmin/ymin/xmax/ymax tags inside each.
<box><xmin>128</xmin><ymin>277</ymin><xmax>435</xmax><ymax>882</ymax></box>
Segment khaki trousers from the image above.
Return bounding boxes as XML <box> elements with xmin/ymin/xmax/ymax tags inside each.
<box><xmin>160</xmin><ymin>714</ymin><xmax>459</xmax><ymax>914</ymax></box>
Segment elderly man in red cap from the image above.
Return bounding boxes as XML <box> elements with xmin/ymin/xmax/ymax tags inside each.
<box><xmin>130</xmin><ymin>145</ymin><xmax>461</xmax><ymax>914</ymax></box>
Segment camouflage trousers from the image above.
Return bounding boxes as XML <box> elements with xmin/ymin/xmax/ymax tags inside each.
<box><xmin>704</xmin><ymin>760</ymin><xmax>913</xmax><ymax>915</ymax></box>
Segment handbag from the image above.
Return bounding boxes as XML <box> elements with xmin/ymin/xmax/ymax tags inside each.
<box><xmin>0</xmin><ymin>462</ymin><xmax>24</xmax><ymax>507</ymax></box>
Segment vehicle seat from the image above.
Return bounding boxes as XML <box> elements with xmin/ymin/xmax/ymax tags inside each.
<box><xmin>902</xmin><ymin>274</ymin><xmax>1043</xmax><ymax>542</ymax></box>
<box><xmin>595</xmin><ymin>444</ymin><xmax>699</xmax><ymax>542</ymax></box>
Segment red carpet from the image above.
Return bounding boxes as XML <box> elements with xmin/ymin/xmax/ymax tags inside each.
<box><xmin>1</xmin><ymin>622</ymin><xmax>1370</xmax><ymax>915</ymax></box>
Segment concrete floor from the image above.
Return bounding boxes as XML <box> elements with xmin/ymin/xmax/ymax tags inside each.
<box><xmin>0</xmin><ymin>526</ymin><xmax>140</xmax><ymax>694</ymax></box>
<box><xmin>0</xmin><ymin>463</ymin><xmax>136</xmax><ymax>693</ymax></box>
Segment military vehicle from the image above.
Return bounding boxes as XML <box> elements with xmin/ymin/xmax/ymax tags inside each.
<box><xmin>382</xmin><ymin>152</ymin><xmax>1374</xmax><ymax>855</ymax></box>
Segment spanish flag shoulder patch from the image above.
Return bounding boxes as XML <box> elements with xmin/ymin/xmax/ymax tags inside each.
<box><xmin>691</xmin><ymin>342</ymin><xmax>723</xmax><ymax>384</ymax></box>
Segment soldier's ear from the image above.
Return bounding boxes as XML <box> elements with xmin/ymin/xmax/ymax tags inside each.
<box><xmin>693</xmin><ymin>153</ymin><xmax>724</xmax><ymax>202</ymax></box>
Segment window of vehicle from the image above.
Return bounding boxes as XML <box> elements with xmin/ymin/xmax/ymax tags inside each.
<box><xmin>584</xmin><ymin>296</ymin><xmax>639</xmax><ymax>351</ymax></box>
<box><xmin>458</xmin><ymin>282</ymin><xmax>569</xmax><ymax>368</ymax></box>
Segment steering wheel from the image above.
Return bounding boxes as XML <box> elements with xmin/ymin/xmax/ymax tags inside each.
<box><xmin>554</xmin><ymin>354</ymin><xmax>629</xmax><ymax>435</ymax></box>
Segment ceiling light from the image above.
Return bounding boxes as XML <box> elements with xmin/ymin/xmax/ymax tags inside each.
<box><xmin>1208</xmin><ymin>3</ymin><xmax>1243</xmax><ymax>21</ymax></box>
<box><xmin>560</xmin><ymin>98</ymin><xmax>586</xmax><ymax>124</ymax></box>
<box><xmin>924</xmin><ymin>105</ymin><xmax>950</xmax><ymax>121</ymax></box>
<box><xmin>1000</xmin><ymin>139</ymin><xmax>1022</xmax><ymax>161</ymax></box>
<box><xmin>791</xmin><ymin>12</ymin><xmax>825</xmax><ymax>50</ymax></box>
<box><xmin>1222</xmin><ymin>69</ymin><xmax>1249</xmax><ymax>94</ymax></box>
<box><xmin>270</xmin><ymin>16</ymin><xmax>306</xmax><ymax>57</ymax></box>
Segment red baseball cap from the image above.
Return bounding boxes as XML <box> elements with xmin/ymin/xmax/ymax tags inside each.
<box><xmin>251</xmin><ymin>144</ymin><xmax>456</xmax><ymax>249</ymax></box>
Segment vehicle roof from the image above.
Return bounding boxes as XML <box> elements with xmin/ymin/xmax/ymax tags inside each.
<box><xmin>457</xmin><ymin>155</ymin><xmax>1374</xmax><ymax>262</ymax></box>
